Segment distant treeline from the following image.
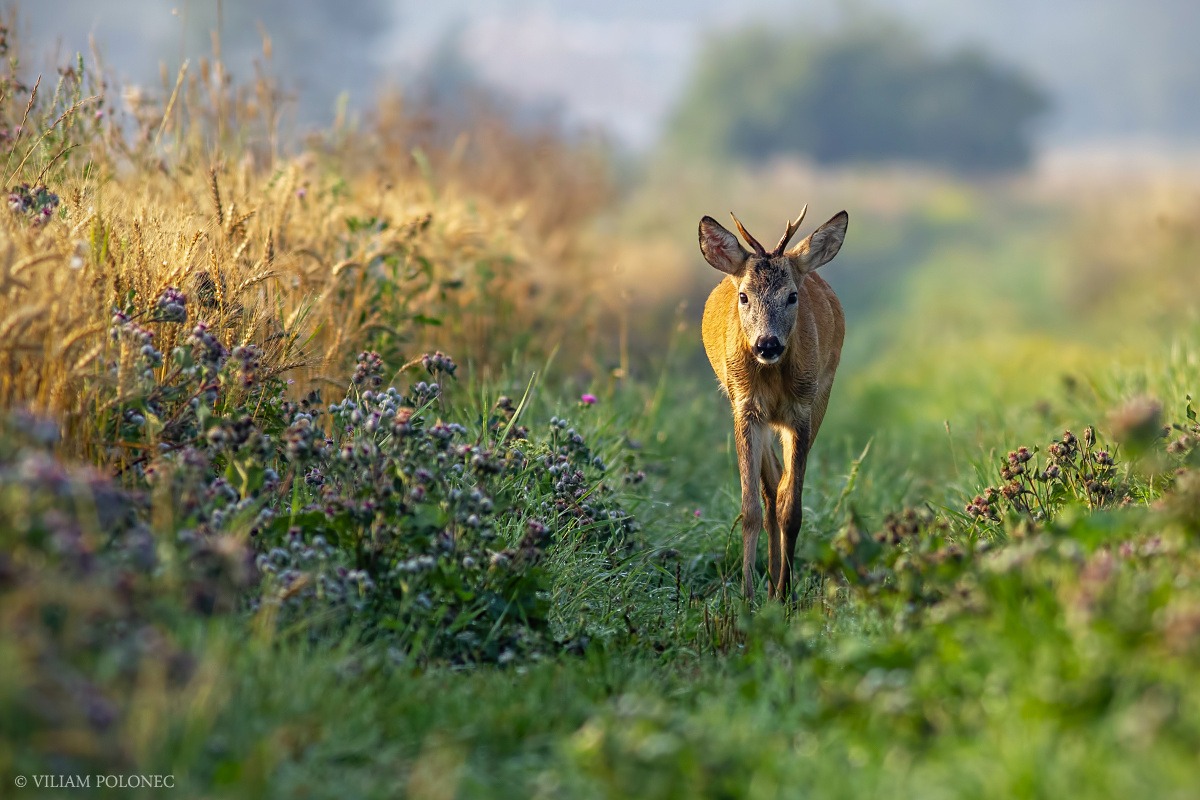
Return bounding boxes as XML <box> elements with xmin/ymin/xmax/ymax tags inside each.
<box><xmin>669</xmin><ymin>19</ymin><xmax>1049</xmax><ymax>173</ymax></box>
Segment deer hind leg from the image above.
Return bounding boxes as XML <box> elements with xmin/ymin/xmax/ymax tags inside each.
<box><xmin>808</xmin><ymin>381</ymin><xmax>835</xmax><ymax>445</ymax></box>
<box><xmin>761</xmin><ymin>447</ymin><xmax>783</xmax><ymax>599</ymax></box>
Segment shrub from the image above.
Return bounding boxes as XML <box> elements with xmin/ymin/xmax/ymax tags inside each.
<box><xmin>17</xmin><ymin>265</ymin><xmax>645</xmax><ymax>662</ymax></box>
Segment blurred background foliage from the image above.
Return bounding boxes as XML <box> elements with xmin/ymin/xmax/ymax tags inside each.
<box><xmin>667</xmin><ymin>18</ymin><xmax>1049</xmax><ymax>172</ymax></box>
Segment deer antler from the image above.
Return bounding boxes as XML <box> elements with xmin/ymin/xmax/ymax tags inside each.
<box><xmin>729</xmin><ymin>212</ymin><xmax>767</xmax><ymax>257</ymax></box>
<box><xmin>771</xmin><ymin>204</ymin><xmax>808</xmax><ymax>256</ymax></box>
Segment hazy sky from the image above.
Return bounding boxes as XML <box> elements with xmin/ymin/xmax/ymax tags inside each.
<box><xmin>382</xmin><ymin>0</ymin><xmax>775</xmax><ymax>146</ymax></box>
<box><xmin>16</xmin><ymin>0</ymin><xmax>1200</xmax><ymax>150</ymax></box>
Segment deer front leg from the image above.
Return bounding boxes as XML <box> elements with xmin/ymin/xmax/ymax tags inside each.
<box><xmin>733</xmin><ymin>409</ymin><xmax>766</xmax><ymax>602</ymax></box>
<box><xmin>775</xmin><ymin>419</ymin><xmax>811</xmax><ymax>601</ymax></box>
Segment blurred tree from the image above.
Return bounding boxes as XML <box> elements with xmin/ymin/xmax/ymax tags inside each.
<box><xmin>668</xmin><ymin>19</ymin><xmax>1049</xmax><ymax>173</ymax></box>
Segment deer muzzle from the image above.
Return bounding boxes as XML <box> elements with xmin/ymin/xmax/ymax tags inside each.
<box><xmin>753</xmin><ymin>335</ymin><xmax>784</xmax><ymax>364</ymax></box>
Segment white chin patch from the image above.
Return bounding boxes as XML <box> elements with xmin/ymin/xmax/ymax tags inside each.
<box><xmin>756</xmin><ymin>354</ymin><xmax>782</xmax><ymax>365</ymax></box>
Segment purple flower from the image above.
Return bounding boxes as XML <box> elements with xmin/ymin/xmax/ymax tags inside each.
<box><xmin>580</xmin><ymin>394</ymin><xmax>597</xmax><ymax>406</ymax></box>
<box><xmin>155</xmin><ymin>286</ymin><xmax>187</xmax><ymax>322</ymax></box>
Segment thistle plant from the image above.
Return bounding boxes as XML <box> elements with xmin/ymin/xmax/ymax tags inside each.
<box><xmin>7</xmin><ymin>183</ymin><xmax>59</xmax><ymax>225</ymax></box>
<box><xmin>969</xmin><ymin>427</ymin><xmax>1127</xmax><ymax>524</ymax></box>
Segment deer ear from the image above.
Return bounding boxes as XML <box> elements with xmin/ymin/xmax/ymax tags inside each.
<box><xmin>787</xmin><ymin>211</ymin><xmax>848</xmax><ymax>273</ymax></box>
<box><xmin>698</xmin><ymin>216</ymin><xmax>749</xmax><ymax>275</ymax></box>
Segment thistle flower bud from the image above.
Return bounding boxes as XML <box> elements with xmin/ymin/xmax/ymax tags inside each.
<box><xmin>1108</xmin><ymin>395</ymin><xmax>1163</xmax><ymax>451</ymax></box>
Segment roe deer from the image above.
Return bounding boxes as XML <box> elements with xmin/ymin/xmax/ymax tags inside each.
<box><xmin>699</xmin><ymin>206</ymin><xmax>848</xmax><ymax>601</ymax></box>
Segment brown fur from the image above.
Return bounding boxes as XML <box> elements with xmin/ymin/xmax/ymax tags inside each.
<box><xmin>699</xmin><ymin>210</ymin><xmax>848</xmax><ymax>601</ymax></box>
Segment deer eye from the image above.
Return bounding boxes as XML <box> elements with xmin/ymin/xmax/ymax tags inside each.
<box><xmin>787</xmin><ymin>292</ymin><xmax>798</xmax><ymax>305</ymax></box>
<box><xmin>738</xmin><ymin>292</ymin><xmax>748</xmax><ymax>305</ymax></box>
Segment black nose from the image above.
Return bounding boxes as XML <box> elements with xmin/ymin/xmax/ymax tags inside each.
<box><xmin>754</xmin><ymin>335</ymin><xmax>783</xmax><ymax>359</ymax></box>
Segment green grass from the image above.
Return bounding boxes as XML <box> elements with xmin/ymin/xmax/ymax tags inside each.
<box><xmin>5</xmin><ymin>224</ymin><xmax>1198</xmax><ymax>798</ymax></box>
<box><xmin>8</xmin><ymin>329</ymin><xmax>1199</xmax><ymax>798</ymax></box>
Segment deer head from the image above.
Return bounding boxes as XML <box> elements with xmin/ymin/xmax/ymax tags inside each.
<box><xmin>698</xmin><ymin>208</ymin><xmax>848</xmax><ymax>364</ymax></box>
